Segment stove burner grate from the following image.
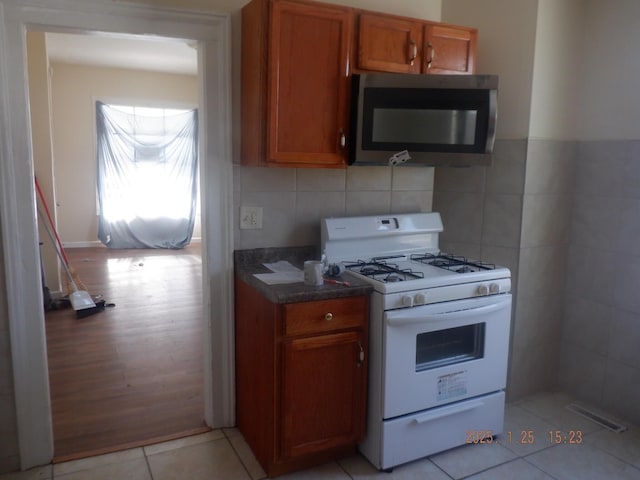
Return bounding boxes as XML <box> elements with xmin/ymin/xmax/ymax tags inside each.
<box><xmin>344</xmin><ymin>258</ymin><xmax>424</xmax><ymax>283</ymax></box>
<box><xmin>410</xmin><ymin>253</ymin><xmax>495</xmax><ymax>273</ymax></box>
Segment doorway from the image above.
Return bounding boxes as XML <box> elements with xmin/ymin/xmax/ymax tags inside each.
<box><xmin>0</xmin><ymin>1</ymin><xmax>234</xmax><ymax>470</ymax></box>
<box><xmin>30</xmin><ymin>31</ymin><xmax>207</xmax><ymax>460</ymax></box>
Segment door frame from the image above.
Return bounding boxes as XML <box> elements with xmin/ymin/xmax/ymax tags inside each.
<box><xmin>0</xmin><ymin>0</ymin><xmax>234</xmax><ymax>469</ymax></box>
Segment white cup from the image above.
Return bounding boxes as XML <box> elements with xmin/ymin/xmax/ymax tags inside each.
<box><xmin>304</xmin><ymin>260</ymin><xmax>324</xmax><ymax>286</ymax></box>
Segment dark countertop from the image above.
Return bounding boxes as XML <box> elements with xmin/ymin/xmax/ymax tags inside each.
<box><xmin>234</xmin><ymin>246</ymin><xmax>373</xmax><ymax>304</ymax></box>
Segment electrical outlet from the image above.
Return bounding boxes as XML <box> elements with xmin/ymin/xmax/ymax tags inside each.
<box><xmin>240</xmin><ymin>206</ymin><xmax>263</xmax><ymax>229</ymax></box>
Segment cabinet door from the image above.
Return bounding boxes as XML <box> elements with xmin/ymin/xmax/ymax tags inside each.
<box><xmin>268</xmin><ymin>0</ymin><xmax>351</xmax><ymax>166</ymax></box>
<box><xmin>357</xmin><ymin>13</ymin><xmax>422</xmax><ymax>74</ymax></box>
<box><xmin>281</xmin><ymin>331</ymin><xmax>366</xmax><ymax>459</ymax></box>
<box><xmin>424</xmin><ymin>24</ymin><xmax>477</xmax><ymax>74</ymax></box>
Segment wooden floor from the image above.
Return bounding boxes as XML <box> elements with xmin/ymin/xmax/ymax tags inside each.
<box><xmin>45</xmin><ymin>244</ymin><xmax>207</xmax><ymax>462</ymax></box>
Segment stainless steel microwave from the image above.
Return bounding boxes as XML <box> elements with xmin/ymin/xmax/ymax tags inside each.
<box><xmin>349</xmin><ymin>73</ymin><xmax>498</xmax><ymax>167</ymax></box>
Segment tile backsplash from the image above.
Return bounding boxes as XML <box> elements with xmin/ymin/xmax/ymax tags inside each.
<box><xmin>233</xmin><ymin>165</ymin><xmax>434</xmax><ymax>249</ymax></box>
<box><xmin>434</xmin><ymin>137</ymin><xmax>640</xmax><ymax>424</ymax></box>
<box><xmin>434</xmin><ymin>139</ymin><xmax>573</xmax><ymax>401</ymax></box>
<box><xmin>561</xmin><ymin>140</ymin><xmax>640</xmax><ymax>425</ymax></box>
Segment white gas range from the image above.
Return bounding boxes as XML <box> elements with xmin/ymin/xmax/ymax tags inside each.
<box><xmin>322</xmin><ymin>212</ymin><xmax>512</xmax><ymax>471</ymax></box>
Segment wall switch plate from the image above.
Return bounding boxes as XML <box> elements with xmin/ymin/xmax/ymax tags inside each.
<box><xmin>240</xmin><ymin>206</ymin><xmax>263</xmax><ymax>229</ymax></box>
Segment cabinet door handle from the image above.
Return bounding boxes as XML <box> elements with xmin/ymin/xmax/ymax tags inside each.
<box><xmin>408</xmin><ymin>38</ymin><xmax>417</xmax><ymax>66</ymax></box>
<box><xmin>426</xmin><ymin>42</ymin><xmax>434</xmax><ymax>69</ymax></box>
<box><xmin>324</xmin><ymin>312</ymin><xmax>333</xmax><ymax>321</ymax></box>
<box><xmin>357</xmin><ymin>341</ymin><xmax>365</xmax><ymax>366</ymax></box>
<box><xmin>339</xmin><ymin>131</ymin><xmax>346</xmax><ymax>149</ymax></box>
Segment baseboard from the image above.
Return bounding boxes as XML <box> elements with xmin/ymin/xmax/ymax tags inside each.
<box><xmin>63</xmin><ymin>241</ymin><xmax>104</xmax><ymax>249</ymax></box>
<box><xmin>63</xmin><ymin>238</ymin><xmax>202</xmax><ymax>248</ymax></box>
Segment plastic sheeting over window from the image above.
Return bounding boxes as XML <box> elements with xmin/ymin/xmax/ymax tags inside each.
<box><xmin>96</xmin><ymin>101</ymin><xmax>198</xmax><ymax>249</ymax></box>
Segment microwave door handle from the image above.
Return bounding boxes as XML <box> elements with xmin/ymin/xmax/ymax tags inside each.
<box><xmin>386</xmin><ymin>299</ymin><xmax>511</xmax><ymax>327</ymax></box>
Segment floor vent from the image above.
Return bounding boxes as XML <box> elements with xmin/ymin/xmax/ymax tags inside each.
<box><xmin>565</xmin><ymin>403</ymin><xmax>627</xmax><ymax>433</ymax></box>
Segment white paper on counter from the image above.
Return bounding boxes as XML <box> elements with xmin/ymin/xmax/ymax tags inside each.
<box><xmin>254</xmin><ymin>260</ymin><xmax>304</xmax><ymax>284</ymax></box>
<box><xmin>253</xmin><ymin>271</ymin><xmax>304</xmax><ymax>284</ymax></box>
<box><xmin>263</xmin><ymin>260</ymin><xmax>301</xmax><ymax>273</ymax></box>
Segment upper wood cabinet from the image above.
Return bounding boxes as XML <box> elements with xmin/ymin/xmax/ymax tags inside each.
<box><xmin>356</xmin><ymin>12</ymin><xmax>477</xmax><ymax>75</ymax></box>
<box><xmin>357</xmin><ymin>13</ymin><xmax>423</xmax><ymax>74</ymax></box>
<box><xmin>242</xmin><ymin>0</ymin><xmax>352</xmax><ymax>168</ymax></box>
<box><xmin>424</xmin><ymin>24</ymin><xmax>477</xmax><ymax>74</ymax></box>
<box><xmin>241</xmin><ymin>0</ymin><xmax>478</xmax><ymax>168</ymax></box>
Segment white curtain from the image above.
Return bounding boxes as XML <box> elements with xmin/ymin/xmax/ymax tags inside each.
<box><xmin>96</xmin><ymin>102</ymin><xmax>198</xmax><ymax>249</ymax></box>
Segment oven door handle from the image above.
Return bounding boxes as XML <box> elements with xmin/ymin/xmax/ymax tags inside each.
<box><xmin>387</xmin><ymin>298</ymin><xmax>511</xmax><ymax>327</ymax></box>
<box><xmin>413</xmin><ymin>399</ymin><xmax>485</xmax><ymax>424</ymax></box>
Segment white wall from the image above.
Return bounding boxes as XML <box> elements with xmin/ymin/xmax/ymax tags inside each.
<box><xmin>529</xmin><ymin>0</ymin><xmax>584</xmax><ymax>140</ymax></box>
<box><xmin>48</xmin><ymin>62</ymin><xmax>199</xmax><ymax>246</ymax></box>
<box><xmin>442</xmin><ymin>0</ymin><xmax>538</xmax><ymax>140</ymax></box>
<box><xmin>578</xmin><ymin>0</ymin><xmax>640</xmax><ymax>140</ymax></box>
<box><xmin>125</xmin><ymin>0</ymin><xmax>441</xmax><ymax>18</ymax></box>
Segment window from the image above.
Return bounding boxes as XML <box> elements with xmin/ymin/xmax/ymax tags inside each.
<box><xmin>96</xmin><ymin>102</ymin><xmax>198</xmax><ymax>249</ymax></box>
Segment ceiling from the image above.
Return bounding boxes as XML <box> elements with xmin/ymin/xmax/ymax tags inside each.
<box><xmin>45</xmin><ymin>32</ymin><xmax>198</xmax><ymax>75</ymax></box>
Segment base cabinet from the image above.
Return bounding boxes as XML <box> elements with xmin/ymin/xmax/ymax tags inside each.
<box><xmin>235</xmin><ymin>278</ymin><xmax>368</xmax><ymax>477</ymax></box>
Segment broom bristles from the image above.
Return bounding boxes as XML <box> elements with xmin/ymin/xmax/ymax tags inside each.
<box><xmin>62</xmin><ymin>264</ymin><xmax>89</xmax><ymax>295</ymax></box>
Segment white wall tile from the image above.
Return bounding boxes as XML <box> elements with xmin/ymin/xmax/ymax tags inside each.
<box><xmin>562</xmin><ymin>295</ymin><xmax>611</xmax><ymax>356</ymax></box>
<box><xmin>296</xmin><ymin>168</ymin><xmax>346</xmax><ymax>192</ymax></box>
<box><xmin>390</xmin><ymin>190</ymin><xmax>432</xmax><ymax>214</ymax></box>
<box><xmin>241</xmin><ymin>166</ymin><xmax>296</xmax><ymax>192</ymax></box>
<box><xmin>485</xmin><ymin>139</ymin><xmax>527</xmax><ymax>195</ymax></box>
<box><xmin>517</xmin><ymin>245</ymin><xmax>567</xmax><ymax>300</ymax></box>
<box><xmin>346</xmin><ymin>166</ymin><xmax>392</xmax><ymax>191</ymax></box>
<box><xmin>481</xmin><ymin>193</ymin><xmax>523</xmax><ymax>248</ymax></box>
<box><xmin>574</xmin><ymin>141</ymin><xmax>627</xmax><ymax>197</ymax></box>
<box><xmin>345</xmin><ymin>191</ymin><xmax>391</xmax><ymax>216</ymax></box>
<box><xmin>608</xmin><ymin>309</ymin><xmax>640</xmax><ymax>369</ymax></box>
<box><xmin>391</xmin><ymin>166</ymin><xmax>434</xmax><ymax>191</ymax></box>
<box><xmin>601</xmin><ymin>359</ymin><xmax>640</xmax><ymax>426</ymax></box>
<box><xmin>557</xmin><ymin>343</ymin><xmax>607</xmax><ymax>407</ymax></box>
<box><xmin>524</xmin><ymin>139</ymin><xmax>576</xmax><ymax>195</ymax></box>
<box><xmin>521</xmin><ymin>194</ymin><xmax>571</xmax><ymax>248</ymax></box>
<box><xmin>433</xmin><ymin>191</ymin><xmax>484</xmax><ymax>244</ymax></box>
<box><xmin>294</xmin><ymin>191</ymin><xmax>346</xmax><ymax>245</ymax></box>
<box><xmin>237</xmin><ymin>192</ymin><xmax>297</xmax><ymax>249</ymax></box>
<box><xmin>434</xmin><ymin>165</ymin><xmax>486</xmax><ymax>193</ymax></box>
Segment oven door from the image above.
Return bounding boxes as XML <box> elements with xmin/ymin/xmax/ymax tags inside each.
<box><xmin>382</xmin><ymin>294</ymin><xmax>511</xmax><ymax>419</ymax></box>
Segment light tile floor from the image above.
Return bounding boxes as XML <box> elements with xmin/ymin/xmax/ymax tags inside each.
<box><xmin>3</xmin><ymin>391</ymin><xmax>640</xmax><ymax>480</ymax></box>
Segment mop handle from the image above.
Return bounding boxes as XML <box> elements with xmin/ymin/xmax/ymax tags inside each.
<box><xmin>34</xmin><ymin>176</ymin><xmax>70</xmax><ymax>265</ymax></box>
<box><xmin>37</xmin><ymin>208</ymin><xmax>79</xmax><ymax>292</ymax></box>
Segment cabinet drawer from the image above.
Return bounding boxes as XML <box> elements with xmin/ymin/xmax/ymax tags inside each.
<box><xmin>283</xmin><ymin>296</ymin><xmax>367</xmax><ymax>336</ymax></box>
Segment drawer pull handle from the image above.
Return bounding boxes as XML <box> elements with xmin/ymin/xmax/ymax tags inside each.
<box><xmin>324</xmin><ymin>313</ymin><xmax>333</xmax><ymax>321</ymax></box>
<box><xmin>413</xmin><ymin>400</ymin><xmax>485</xmax><ymax>424</ymax></box>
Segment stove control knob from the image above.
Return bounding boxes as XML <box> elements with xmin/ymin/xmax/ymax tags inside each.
<box><xmin>414</xmin><ymin>293</ymin><xmax>427</xmax><ymax>305</ymax></box>
<box><xmin>477</xmin><ymin>284</ymin><xmax>490</xmax><ymax>296</ymax></box>
<box><xmin>401</xmin><ymin>295</ymin><xmax>414</xmax><ymax>307</ymax></box>
<box><xmin>490</xmin><ymin>283</ymin><xmax>501</xmax><ymax>294</ymax></box>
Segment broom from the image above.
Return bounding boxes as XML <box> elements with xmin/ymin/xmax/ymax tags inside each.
<box><xmin>35</xmin><ymin>177</ymin><xmax>88</xmax><ymax>293</ymax></box>
<box><xmin>38</xmin><ymin>208</ymin><xmax>97</xmax><ymax>316</ymax></box>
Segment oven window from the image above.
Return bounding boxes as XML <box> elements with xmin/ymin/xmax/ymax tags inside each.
<box><xmin>416</xmin><ymin>323</ymin><xmax>485</xmax><ymax>372</ymax></box>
